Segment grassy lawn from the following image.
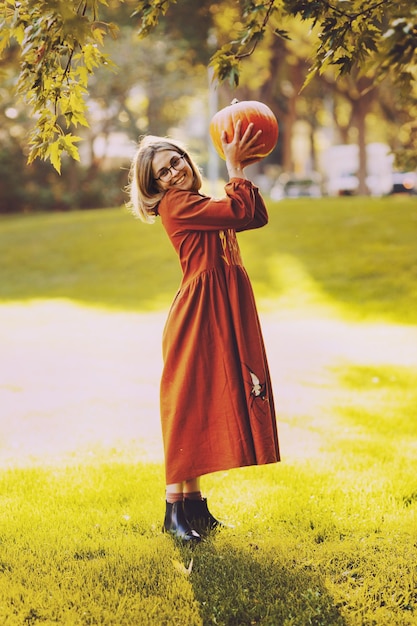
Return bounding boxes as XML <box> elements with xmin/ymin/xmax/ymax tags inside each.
<box><xmin>0</xmin><ymin>196</ymin><xmax>417</xmax><ymax>625</ymax></box>
<box><xmin>1</xmin><ymin>386</ymin><xmax>416</xmax><ymax>626</ymax></box>
<box><xmin>0</xmin><ymin>195</ymin><xmax>416</xmax><ymax>323</ymax></box>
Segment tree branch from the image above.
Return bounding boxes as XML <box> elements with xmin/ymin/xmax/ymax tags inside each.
<box><xmin>235</xmin><ymin>0</ymin><xmax>276</xmax><ymax>60</ymax></box>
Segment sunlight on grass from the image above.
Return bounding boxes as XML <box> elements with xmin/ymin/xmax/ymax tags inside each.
<box><xmin>0</xmin><ymin>196</ymin><xmax>416</xmax><ymax>321</ymax></box>
<box><xmin>1</xmin><ymin>299</ymin><xmax>417</xmax><ymax>623</ymax></box>
<box><xmin>256</xmin><ymin>253</ymin><xmax>343</xmax><ymax>316</ymax></box>
<box><xmin>1</xmin><ymin>197</ymin><xmax>417</xmax><ymax>624</ymax></box>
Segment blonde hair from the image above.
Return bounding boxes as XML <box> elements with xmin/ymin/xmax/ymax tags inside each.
<box><xmin>126</xmin><ymin>135</ymin><xmax>203</xmax><ymax>223</ymax></box>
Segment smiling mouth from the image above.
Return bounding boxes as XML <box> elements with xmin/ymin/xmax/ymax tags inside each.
<box><xmin>173</xmin><ymin>174</ymin><xmax>186</xmax><ymax>185</ymax></box>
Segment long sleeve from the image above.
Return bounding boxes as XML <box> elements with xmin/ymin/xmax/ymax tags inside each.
<box><xmin>236</xmin><ymin>185</ymin><xmax>269</xmax><ymax>232</ymax></box>
<box><xmin>159</xmin><ymin>179</ymin><xmax>259</xmax><ymax>232</ymax></box>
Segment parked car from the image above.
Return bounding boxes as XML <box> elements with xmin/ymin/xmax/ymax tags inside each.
<box><xmin>270</xmin><ymin>173</ymin><xmax>322</xmax><ymax>200</ymax></box>
<box><xmin>389</xmin><ymin>172</ymin><xmax>417</xmax><ymax>195</ymax></box>
<box><xmin>326</xmin><ymin>173</ymin><xmax>359</xmax><ymax>196</ymax></box>
<box><xmin>322</xmin><ymin>143</ymin><xmax>394</xmax><ymax>196</ymax></box>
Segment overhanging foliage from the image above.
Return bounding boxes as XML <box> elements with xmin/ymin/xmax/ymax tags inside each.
<box><xmin>0</xmin><ymin>0</ymin><xmax>416</xmax><ymax>170</ymax></box>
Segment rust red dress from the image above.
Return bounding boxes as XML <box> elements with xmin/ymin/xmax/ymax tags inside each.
<box><xmin>158</xmin><ymin>178</ymin><xmax>280</xmax><ymax>484</ymax></box>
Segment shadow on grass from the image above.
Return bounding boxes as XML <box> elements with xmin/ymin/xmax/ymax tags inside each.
<box><xmin>1</xmin><ymin>197</ymin><xmax>417</xmax><ymax>323</ymax></box>
<box><xmin>330</xmin><ymin>364</ymin><xmax>417</xmax><ymax>443</ymax></box>
<box><xmin>178</xmin><ymin>536</ymin><xmax>347</xmax><ymax>626</ymax></box>
<box><xmin>240</xmin><ymin>196</ymin><xmax>417</xmax><ymax>325</ymax></box>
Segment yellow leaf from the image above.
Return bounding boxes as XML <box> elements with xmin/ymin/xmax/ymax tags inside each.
<box><xmin>13</xmin><ymin>24</ymin><xmax>26</xmax><ymax>45</ymax></box>
<box><xmin>60</xmin><ymin>135</ymin><xmax>82</xmax><ymax>161</ymax></box>
<box><xmin>76</xmin><ymin>64</ymin><xmax>89</xmax><ymax>86</ymax></box>
<box><xmin>108</xmin><ymin>22</ymin><xmax>120</xmax><ymax>40</ymax></box>
<box><xmin>92</xmin><ymin>26</ymin><xmax>105</xmax><ymax>46</ymax></box>
<box><xmin>48</xmin><ymin>140</ymin><xmax>62</xmax><ymax>174</ymax></box>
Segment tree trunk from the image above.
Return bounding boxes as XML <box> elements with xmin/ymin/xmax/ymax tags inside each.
<box><xmin>340</xmin><ymin>76</ymin><xmax>376</xmax><ymax>195</ymax></box>
<box><xmin>353</xmin><ymin>96</ymin><xmax>369</xmax><ymax>195</ymax></box>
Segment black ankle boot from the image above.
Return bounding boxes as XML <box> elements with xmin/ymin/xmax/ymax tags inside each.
<box><xmin>183</xmin><ymin>497</ymin><xmax>223</xmax><ymax>533</ymax></box>
<box><xmin>163</xmin><ymin>501</ymin><xmax>201</xmax><ymax>543</ymax></box>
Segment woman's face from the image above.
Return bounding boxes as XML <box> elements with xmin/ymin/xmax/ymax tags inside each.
<box><xmin>152</xmin><ymin>150</ymin><xmax>194</xmax><ymax>192</ymax></box>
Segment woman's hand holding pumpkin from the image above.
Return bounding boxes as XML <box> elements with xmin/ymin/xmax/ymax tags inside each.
<box><xmin>221</xmin><ymin>120</ymin><xmax>265</xmax><ymax>179</ymax></box>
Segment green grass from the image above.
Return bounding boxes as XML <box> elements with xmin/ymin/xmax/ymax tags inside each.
<box><xmin>1</xmin><ymin>197</ymin><xmax>417</xmax><ymax>624</ymax></box>
<box><xmin>239</xmin><ymin>195</ymin><xmax>417</xmax><ymax>323</ymax></box>
<box><xmin>0</xmin><ymin>208</ymin><xmax>180</xmax><ymax>311</ymax></box>
<box><xmin>0</xmin><ymin>196</ymin><xmax>416</xmax><ymax>322</ymax></box>
<box><xmin>1</xmin><ymin>363</ymin><xmax>416</xmax><ymax>625</ymax></box>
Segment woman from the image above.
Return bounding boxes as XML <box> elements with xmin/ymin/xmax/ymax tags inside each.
<box><xmin>127</xmin><ymin>121</ymin><xmax>280</xmax><ymax>543</ymax></box>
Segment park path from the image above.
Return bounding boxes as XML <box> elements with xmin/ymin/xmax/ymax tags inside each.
<box><xmin>1</xmin><ymin>300</ymin><xmax>417</xmax><ymax>468</ymax></box>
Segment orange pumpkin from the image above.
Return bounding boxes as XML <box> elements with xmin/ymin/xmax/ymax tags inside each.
<box><xmin>209</xmin><ymin>99</ymin><xmax>279</xmax><ymax>166</ymax></box>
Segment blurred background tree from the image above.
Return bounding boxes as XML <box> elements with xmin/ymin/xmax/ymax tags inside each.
<box><xmin>0</xmin><ymin>0</ymin><xmax>415</xmax><ymax>212</ymax></box>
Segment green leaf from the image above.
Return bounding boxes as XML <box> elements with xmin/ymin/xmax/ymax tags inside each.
<box><xmin>273</xmin><ymin>28</ymin><xmax>291</xmax><ymax>40</ymax></box>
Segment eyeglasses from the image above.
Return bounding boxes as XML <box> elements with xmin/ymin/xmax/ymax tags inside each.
<box><xmin>154</xmin><ymin>154</ymin><xmax>186</xmax><ymax>182</ymax></box>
